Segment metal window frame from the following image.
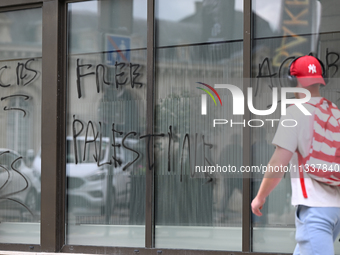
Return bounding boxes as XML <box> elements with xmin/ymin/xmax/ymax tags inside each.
<box><xmin>146</xmin><ymin>0</ymin><xmax>155</xmax><ymax>249</ymax></box>
<box><xmin>60</xmin><ymin>246</ymin><xmax>283</xmax><ymax>255</ymax></box>
<box><xmin>0</xmin><ymin>0</ymin><xmax>67</xmax><ymax>252</ymax></box>
<box><xmin>242</xmin><ymin>0</ymin><xmax>252</xmax><ymax>252</ymax></box>
<box><xmin>0</xmin><ymin>0</ymin><xmax>291</xmax><ymax>254</ymax></box>
<box><xmin>40</xmin><ymin>0</ymin><xmax>67</xmax><ymax>252</ymax></box>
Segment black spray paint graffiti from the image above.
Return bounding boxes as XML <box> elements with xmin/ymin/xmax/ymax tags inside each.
<box><xmin>72</xmin><ymin>116</ymin><xmax>143</xmax><ymax>171</ymax></box>
<box><xmin>255</xmin><ymin>49</ymin><xmax>340</xmax><ymax>108</ymax></box>
<box><xmin>72</xmin><ymin>118</ymin><xmax>215</xmax><ymax>183</ymax></box>
<box><xmin>0</xmin><ymin>58</ymin><xmax>38</xmax><ymax>117</ymax></box>
<box><xmin>0</xmin><ymin>151</ymin><xmax>34</xmax><ymax>216</ymax></box>
<box><xmin>71</xmin><ymin>53</ymin><xmax>340</xmax><ymax>181</ymax></box>
<box><xmin>0</xmin><ymin>59</ymin><xmax>38</xmax><ymax>214</ymax></box>
<box><xmin>16</xmin><ymin>58</ymin><xmax>38</xmax><ymax>86</ymax></box>
<box><xmin>76</xmin><ymin>59</ymin><xmax>143</xmax><ymax>98</ymax></box>
<box><xmin>111</xmin><ymin>123</ymin><xmax>123</xmax><ymax>167</ymax></box>
<box><xmin>1</xmin><ymin>94</ymin><xmax>30</xmax><ymax>117</ymax></box>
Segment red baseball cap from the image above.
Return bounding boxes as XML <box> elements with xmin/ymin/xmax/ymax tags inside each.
<box><xmin>290</xmin><ymin>55</ymin><xmax>326</xmax><ymax>87</ymax></box>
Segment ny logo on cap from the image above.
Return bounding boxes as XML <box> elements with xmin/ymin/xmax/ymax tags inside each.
<box><xmin>308</xmin><ymin>64</ymin><xmax>317</xmax><ymax>74</ymax></box>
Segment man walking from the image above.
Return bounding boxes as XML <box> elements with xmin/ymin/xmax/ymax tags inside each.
<box><xmin>251</xmin><ymin>55</ymin><xmax>340</xmax><ymax>255</ymax></box>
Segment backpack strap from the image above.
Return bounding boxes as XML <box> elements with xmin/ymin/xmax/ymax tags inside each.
<box><xmin>294</xmin><ymin>99</ymin><xmax>320</xmax><ymax>199</ymax></box>
<box><xmin>297</xmin><ymin>150</ymin><xmax>308</xmax><ymax>198</ymax></box>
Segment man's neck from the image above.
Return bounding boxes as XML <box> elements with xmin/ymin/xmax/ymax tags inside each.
<box><xmin>310</xmin><ymin>92</ymin><xmax>321</xmax><ymax>97</ymax></box>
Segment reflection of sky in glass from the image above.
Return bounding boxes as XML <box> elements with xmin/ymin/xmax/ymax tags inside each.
<box><xmin>157</xmin><ymin>0</ymin><xmax>281</xmax><ymax>32</ymax></box>
<box><xmin>133</xmin><ymin>0</ymin><xmax>147</xmax><ymax>20</ymax></box>
<box><xmin>235</xmin><ymin>0</ymin><xmax>282</xmax><ymax>31</ymax></box>
<box><xmin>70</xmin><ymin>0</ymin><xmax>147</xmax><ymax>20</ymax></box>
<box><xmin>156</xmin><ymin>0</ymin><xmax>202</xmax><ymax>21</ymax></box>
<box><xmin>70</xmin><ymin>1</ymin><xmax>98</xmax><ymax>12</ymax></box>
<box><xmin>70</xmin><ymin>0</ymin><xmax>281</xmax><ymax>31</ymax></box>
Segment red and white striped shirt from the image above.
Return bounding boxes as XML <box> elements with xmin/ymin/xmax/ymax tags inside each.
<box><xmin>273</xmin><ymin>97</ymin><xmax>340</xmax><ymax>207</ymax></box>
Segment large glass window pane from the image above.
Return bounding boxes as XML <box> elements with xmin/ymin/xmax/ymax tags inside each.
<box><xmin>252</xmin><ymin>0</ymin><xmax>340</xmax><ymax>253</ymax></box>
<box><xmin>155</xmin><ymin>0</ymin><xmax>243</xmax><ymax>251</ymax></box>
<box><xmin>0</xmin><ymin>8</ymin><xmax>42</xmax><ymax>244</ymax></box>
<box><xmin>156</xmin><ymin>0</ymin><xmax>243</xmax><ymax>47</ymax></box>
<box><xmin>66</xmin><ymin>0</ymin><xmax>147</xmax><ymax>247</ymax></box>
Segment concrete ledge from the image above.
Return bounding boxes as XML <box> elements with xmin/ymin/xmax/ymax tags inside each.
<box><xmin>0</xmin><ymin>252</ymin><xmax>94</xmax><ymax>255</ymax></box>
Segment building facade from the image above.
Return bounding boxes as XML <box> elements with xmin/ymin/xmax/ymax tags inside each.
<box><xmin>0</xmin><ymin>0</ymin><xmax>340</xmax><ymax>254</ymax></box>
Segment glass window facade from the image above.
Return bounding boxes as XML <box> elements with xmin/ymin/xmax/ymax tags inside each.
<box><xmin>251</xmin><ymin>0</ymin><xmax>340</xmax><ymax>253</ymax></box>
<box><xmin>66</xmin><ymin>0</ymin><xmax>147</xmax><ymax>247</ymax></box>
<box><xmin>0</xmin><ymin>7</ymin><xmax>42</xmax><ymax>245</ymax></box>
<box><xmin>1</xmin><ymin>0</ymin><xmax>340</xmax><ymax>254</ymax></box>
<box><xmin>154</xmin><ymin>0</ymin><xmax>243</xmax><ymax>250</ymax></box>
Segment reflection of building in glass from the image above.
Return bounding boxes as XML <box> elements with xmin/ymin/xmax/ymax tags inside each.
<box><xmin>66</xmin><ymin>4</ymin><xmax>279</xmax><ymax>235</ymax></box>
<box><xmin>0</xmin><ymin>7</ymin><xmax>42</xmax><ymax>237</ymax></box>
<box><xmin>4</xmin><ymin>0</ymin><xmax>340</xmax><ymax>254</ymax></box>
<box><xmin>0</xmin><ymin>9</ymin><xmax>42</xmax><ymax>161</ymax></box>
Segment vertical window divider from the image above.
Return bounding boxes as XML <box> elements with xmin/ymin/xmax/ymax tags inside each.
<box><xmin>242</xmin><ymin>0</ymin><xmax>252</xmax><ymax>252</ymax></box>
<box><xmin>41</xmin><ymin>0</ymin><xmax>66</xmax><ymax>252</ymax></box>
<box><xmin>145</xmin><ymin>0</ymin><xmax>155</xmax><ymax>249</ymax></box>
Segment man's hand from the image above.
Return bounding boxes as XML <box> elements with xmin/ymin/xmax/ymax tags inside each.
<box><xmin>251</xmin><ymin>196</ymin><xmax>266</xmax><ymax>216</ymax></box>
<box><xmin>250</xmin><ymin>146</ymin><xmax>293</xmax><ymax>217</ymax></box>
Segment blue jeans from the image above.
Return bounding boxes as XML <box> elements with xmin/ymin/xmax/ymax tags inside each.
<box><xmin>293</xmin><ymin>205</ymin><xmax>340</xmax><ymax>255</ymax></box>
